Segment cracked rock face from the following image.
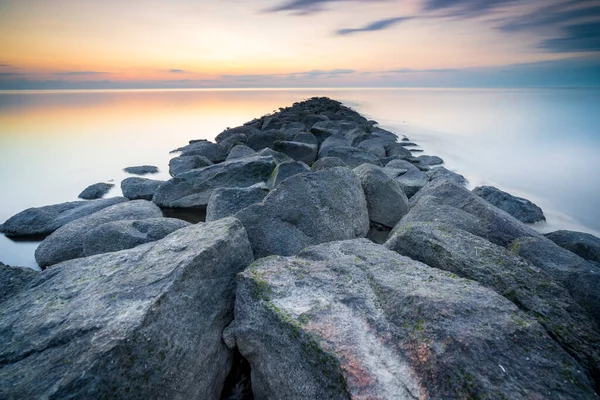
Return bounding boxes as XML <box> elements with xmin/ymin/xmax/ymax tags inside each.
<box><xmin>0</xmin><ymin>218</ymin><xmax>253</xmax><ymax>399</ymax></box>
<box><xmin>234</xmin><ymin>239</ymin><xmax>595</xmax><ymax>399</ymax></box>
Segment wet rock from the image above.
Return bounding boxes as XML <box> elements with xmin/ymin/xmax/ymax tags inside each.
<box><xmin>121</xmin><ymin>177</ymin><xmax>164</xmax><ymax>201</ymax></box>
<box><xmin>272</xmin><ymin>140</ymin><xmax>318</xmax><ymax>165</ymax></box>
<box><xmin>473</xmin><ymin>185</ymin><xmax>545</xmax><ymax>223</ymax></box>
<box><xmin>0</xmin><ymin>218</ymin><xmax>253</xmax><ymax>399</ymax></box>
<box><xmin>310</xmin><ymin>156</ymin><xmax>346</xmax><ymax>171</ymax></box>
<box><xmin>0</xmin><ymin>262</ymin><xmax>38</xmax><ymax>303</ymax></box>
<box><xmin>123</xmin><ymin>165</ymin><xmax>159</xmax><ymax>175</ymax></box>
<box><xmin>206</xmin><ymin>184</ymin><xmax>269</xmax><ymax>222</ymax></box>
<box><xmin>226</xmin><ymin>144</ymin><xmax>256</xmax><ymax>161</ymax></box>
<box><xmin>82</xmin><ymin>217</ymin><xmax>190</xmax><ymax>256</ymax></box>
<box><xmin>169</xmin><ymin>155</ymin><xmax>213</xmax><ymax>177</ymax></box>
<box><xmin>0</xmin><ymin>197</ymin><xmax>129</xmax><ymax>237</ymax></box>
<box><xmin>78</xmin><ymin>182</ymin><xmax>114</xmax><ymax>200</ymax></box>
<box><xmin>545</xmin><ymin>230</ymin><xmax>600</xmax><ymax>262</ymax></box>
<box><xmin>386</xmin><ymin>221</ymin><xmax>600</xmax><ymax>387</ymax></box>
<box><xmin>319</xmin><ymin>146</ymin><xmax>381</xmax><ymax>169</ymax></box>
<box><xmin>153</xmin><ymin>156</ymin><xmax>277</xmax><ymax>209</ymax></box>
<box><xmin>35</xmin><ymin>200</ymin><xmax>163</xmax><ymax>267</ymax></box>
<box><xmin>267</xmin><ymin>161</ymin><xmax>310</xmax><ymax>189</ymax></box>
<box><xmin>353</xmin><ymin>163</ymin><xmax>408</xmax><ymax>228</ymax></box>
<box><xmin>235</xmin><ymin>239</ymin><xmax>595</xmax><ymax>399</ymax></box>
<box><xmin>236</xmin><ymin>167</ymin><xmax>369</xmax><ymax>258</ymax></box>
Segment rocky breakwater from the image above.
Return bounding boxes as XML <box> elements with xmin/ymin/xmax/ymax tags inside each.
<box><xmin>1</xmin><ymin>97</ymin><xmax>599</xmax><ymax>399</ymax></box>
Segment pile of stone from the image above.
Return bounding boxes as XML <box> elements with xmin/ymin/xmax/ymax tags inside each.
<box><xmin>1</xmin><ymin>97</ymin><xmax>599</xmax><ymax>399</ymax></box>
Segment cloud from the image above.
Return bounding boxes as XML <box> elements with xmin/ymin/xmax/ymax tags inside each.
<box><xmin>422</xmin><ymin>0</ymin><xmax>517</xmax><ymax>17</ymax></box>
<box><xmin>221</xmin><ymin>68</ymin><xmax>356</xmax><ymax>81</ymax></box>
<box><xmin>337</xmin><ymin>17</ymin><xmax>410</xmax><ymax>35</ymax></box>
<box><xmin>498</xmin><ymin>3</ymin><xmax>600</xmax><ymax>32</ymax></box>
<box><xmin>268</xmin><ymin>0</ymin><xmax>388</xmax><ymax>15</ymax></box>
<box><xmin>53</xmin><ymin>71</ymin><xmax>108</xmax><ymax>76</ymax></box>
<box><xmin>542</xmin><ymin>21</ymin><xmax>600</xmax><ymax>52</ymax></box>
<box><xmin>0</xmin><ymin>72</ymin><xmax>20</xmax><ymax>77</ymax></box>
<box><xmin>387</xmin><ymin>67</ymin><xmax>458</xmax><ymax>73</ymax></box>
<box><xmin>169</xmin><ymin>69</ymin><xmax>186</xmax><ymax>73</ymax></box>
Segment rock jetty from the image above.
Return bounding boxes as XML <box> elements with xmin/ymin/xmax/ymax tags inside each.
<box><xmin>1</xmin><ymin>97</ymin><xmax>599</xmax><ymax>399</ymax></box>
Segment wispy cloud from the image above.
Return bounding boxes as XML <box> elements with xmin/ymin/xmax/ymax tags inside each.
<box><xmin>422</xmin><ymin>0</ymin><xmax>517</xmax><ymax>18</ymax></box>
<box><xmin>168</xmin><ymin>69</ymin><xmax>186</xmax><ymax>73</ymax></box>
<box><xmin>337</xmin><ymin>17</ymin><xmax>411</xmax><ymax>35</ymax></box>
<box><xmin>387</xmin><ymin>67</ymin><xmax>458</xmax><ymax>73</ymax></box>
<box><xmin>0</xmin><ymin>72</ymin><xmax>20</xmax><ymax>77</ymax></box>
<box><xmin>221</xmin><ymin>68</ymin><xmax>356</xmax><ymax>81</ymax></box>
<box><xmin>53</xmin><ymin>71</ymin><xmax>108</xmax><ymax>76</ymax></box>
<box><xmin>268</xmin><ymin>0</ymin><xmax>388</xmax><ymax>15</ymax></box>
<box><xmin>542</xmin><ymin>21</ymin><xmax>600</xmax><ymax>52</ymax></box>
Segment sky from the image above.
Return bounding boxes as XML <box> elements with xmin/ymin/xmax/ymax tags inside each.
<box><xmin>0</xmin><ymin>0</ymin><xmax>599</xmax><ymax>89</ymax></box>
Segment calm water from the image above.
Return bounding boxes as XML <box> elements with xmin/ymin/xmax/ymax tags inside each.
<box><xmin>1</xmin><ymin>88</ymin><xmax>599</xmax><ymax>269</ymax></box>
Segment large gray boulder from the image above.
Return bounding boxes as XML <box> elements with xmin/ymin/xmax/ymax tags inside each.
<box><xmin>215</xmin><ymin>125</ymin><xmax>260</xmax><ymax>143</ymax></box>
<box><xmin>0</xmin><ymin>262</ymin><xmax>38</xmax><ymax>303</ymax></box>
<box><xmin>235</xmin><ymin>239</ymin><xmax>595</xmax><ymax>399</ymax></box>
<box><xmin>78</xmin><ymin>182</ymin><xmax>114</xmax><ymax>200</ymax></box>
<box><xmin>121</xmin><ymin>177</ymin><xmax>164</xmax><ymax>201</ymax></box>
<box><xmin>174</xmin><ymin>140</ymin><xmax>228</xmax><ymax>162</ymax></box>
<box><xmin>426</xmin><ymin>166</ymin><xmax>468</xmax><ymax>186</ymax></box>
<box><xmin>317</xmin><ymin>134</ymin><xmax>351</xmax><ymax>156</ymax></box>
<box><xmin>545</xmin><ymin>230</ymin><xmax>600</xmax><ymax>262</ymax></box>
<box><xmin>226</xmin><ymin>144</ymin><xmax>256</xmax><ymax>161</ymax></box>
<box><xmin>152</xmin><ymin>156</ymin><xmax>277</xmax><ymax>209</ymax></box>
<box><xmin>385</xmin><ymin>142</ymin><xmax>412</xmax><ymax>158</ymax></box>
<box><xmin>0</xmin><ymin>218</ymin><xmax>254</xmax><ymax>399</ymax></box>
<box><xmin>206</xmin><ymin>184</ymin><xmax>269</xmax><ymax>222</ymax></box>
<box><xmin>0</xmin><ymin>197</ymin><xmax>129</xmax><ymax>237</ymax></box>
<box><xmin>319</xmin><ymin>146</ymin><xmax>381</xmax><ymax>169</ymax></box>
<box><xmin>293</xmin><ymin>132</ymin><xmax>318</xmax><ymax>146</ymax></box>
<box><xmin>266</xmin><ymin>161</ymin><xmax>310</xmax><ymax>189</ymax></box>
<box><xmin>168</xmin><ymin>155</ymin><xmax>213</xmax><ymax>177</ymax></box>
<box><xmin>272</xmin><ymin>140</ymin><xmax>317</xmax><ymax>165</ymax></box>
<box><xmin>385</xmin><ymin>159</ymin><xmax>428</xmax><ymax>198</ymax></box>
<box><xmin>353</xmin><ymin>163</ymin><xmax>408</xmax><ymax>228</ymax></box>
<box><xmin>473</xmin><ymin>185</ymin><xmax>545</xmax><ymax>223</ymax></box>
<box><xmin>356</xmin><ymin>137</ymin><xmax>389</xmax><ymax>158</ymax></box>
<box><xmin>302</xmin><ymin>114</ymin><xmax>329</xmax><ymax>129</ymax></box>
<box><xmin>82</xmin><ymin>217</ymin><xmax>190</xmax><ymax>256</ymax></box>
<box><xmin>245</xmin><ymin>130</ymin><xmax>287</xmax><ymax>151</ymax></box>
<box><xmin>236</xmin><ymin>167</ymin><xmax>369</xmax><ymax>258</ymax></box>
<box><xmin>386</xmin><ymin>221</ymin><xmax>600</xmax><ymax>386</ymax></box>
<box><xmin>310</xmin><ymin>156</ymin><xmax>346</xmax><ymax>171</ymax></box>
<box><xmin>35</xmin><ymin>200</ymin><xmax>163</xmax><ymax>267</ymax></box>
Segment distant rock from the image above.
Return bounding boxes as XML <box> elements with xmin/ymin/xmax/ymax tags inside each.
<box><xmin>545</xmin><ymin>230</ymin><xmax>600</xmax><ymax>262</ymax></box>
<box><xmin>301</xmin><ymin>114</ymin><xmax>329</xmax><ymax>129</ymax></box>
<box><xmin>169</xmin><ymin>155</ymin><xmax>213</xmax><ymax>177</ymax></box>
<box><xmin>0</xmin><ymin>197</ymin><xmax>129</xmax><ymax>237</ymax></box>
<box><xmin>121</xmin><ymin>177</ymin><xmax>164</xmax><ymax>201</ymax></box>
<box><xmin>153</xmin><ymin>156</ymin><xmax>277</xmax><ymax>209</ymax></box>
<box><xmin>0</xmin><ymin>218</ymin><xmax>253</xmax><ymax>399</ymax></box>
<box><xmin>206</xmin><ymin>184</ymin><xmax>269</xmax><ymax>222</ymax></box>
<box><xmin>319</xmin><ymin>146</ymin><xmax>381</xmax><ymax>169</ymax></box>
<box><xmin>35</xmin><ymin>200</ymin><xmax>163</xmax><ymax>267</ymax></box>
<box><xmin>123</xmin><ymin>165</ymin><xmax>159</xmax><ymax>175</ymax></box>
<box><xmin>236</xmin><ymin>167</ymin><xmax>369</xmax><ymax>258</ymax></box>
<box><xmin>78</xmin><ymin>182</ymin><xmax>114</xmax><ymax>200</ymax></box>
<box><xmin>82</xmin><ymin>217</ymin><xmax>190</xmax><ymax>256</ymax></box>
<box><xmin>215</xmin><ymin>125</ymin><xmax>259</xmax><ymax>143</ymax></box>
<box><xmin>473</xmin><ymin>185</ymin><xmax>545</xmax><ymax>223</ymax></box>
<box><xmin>235</xmin><ymin>239</ymin><xmax>595</xmax><ymax>399</ymax></box>
<box><xmin>246</xmin><ymin>130</ymin><xmax>287</xmax><ymax>151</ymax></box>
<box><xmin>417</xmin><ymin>155</ymin><xmax>444</xmax><ymax>166</ymax></box>
<box><xmin>0</xmin><ymin>262</ymin><xmax>38</xmax><ymax>303</ymax></box>
<box><xmin>353</xmin><ymin>163</ymin><xmax>408</xmax><ymax>228</ymax></box>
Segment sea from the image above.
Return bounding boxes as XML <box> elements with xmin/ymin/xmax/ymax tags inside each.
<box><xmin>1</xmin><ymin>87</ymin><xmax>598</xmax><ymax>270</ymax></box>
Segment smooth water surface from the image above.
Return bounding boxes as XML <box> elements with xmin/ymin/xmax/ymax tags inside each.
<box><xmin>1</xmin><ymin>88</ymin><xmax>598</xmax><ymax>269</ymax></box>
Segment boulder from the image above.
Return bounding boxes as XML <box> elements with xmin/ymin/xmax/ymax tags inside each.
<box><xmin>356</xmin><ymin>138</ymin><xmax>387</xmax><ymax>158</ymax></box>
<box><xmin>78</xmin><ymin>182</ymin><xmax>114</xmax><ymax>200</ymax></box>
<box><xmin>386</xmin><ymin>221</ymin><xmax>600</xmax><ymax>386</ymax></box>
<box><xmin>353</xmin><ymin>164</ymin><xmax>408</xmax><ymax>228</ymax></box>
<box><xmin>0</xmin><ymin>262</ymin><xmax>38</xmax><ymax>303</ymax></box>
<box><xmin>175</xmin><ymin>141</ymin><xmax>228</xmax><ymax>163</ymax></box>
<box><xmin>82</xmin><ymin>218</ymin><xmax>190</xmax><ymax>256</ymax></box>
<box><xmin>426</xmin><ymin>166</ymin><xmax>468</xmax><ymax>186</ymax></box>
<box><xmin>35</xmin><ymin>200</ymin><xmax>163</xmax><ymax>267</ymax></box>
<box><xmin>254</xmin><ymin>148</ymin><xmax>291</xmax><ymax>164</ymax></box>
<box><xmin>394</xmin><ymin>168</ymin><xmax>428</xmax><ymax>198</ymax></box>
<box><xmin>218</xmin><ymin>133</ymin><xmax>249</xmax><ymax>150</ymax></box>
<box><xmin>383</xmin><ymin>159</ymin><xmax>414</xmax><ymax>177</ymax></box>
<box><xmin>319</xmin><ymin>146</ymin><xmax>381</xmax><ymax>169</ymax></box>
<box><xmin>0</xmin><ymin>218</ymin><xmax>253</xmax><ymax>399</ymax></box>
<box><xmin>545</xmin><ymin>230</ymin><xmax>600</xmax><ymax>262</ymax></box>
<box><xmin>301</xmin><ymin>114</ymin><xmax>329</xmax><ymax>129</ymax></box>
<box><xmin>293</xmin><ymin>132</ymin><xmax>318</xmax><ymax>146</ymax></box>
<box><xmin>152</xmin><ymin>156</ymin><xmax>277</xmax><ymax>209</ymax></box>
<box><xmin>473</xmin><ymin>186</ymin><xmax>545</xmax><ymax>223</ymax></box>
<box><xmin>236</xmin><ymin>167</ymin><xmax>369</xmax><ymax>258</ymax></box>
<box><xmin>235</xmin><ymin>239</ymin><xmax>595</xmax><ymax>399</ymax></box>
<box><xmin>169</xmin><ymin>155</ymin><xmax>213</xmax><ymax>177</ymax></box>
<box><xmin>417</xmin><ymin>155</ymin><xmax>444</xmax><ymax>166</ymax></box>
<box><xmin>206</xmin><ymin>184</ymin><xmax>269</xmax><ymax>222</ymax></box>
<box><xmin>266</xmin><ymin>161</ymin><xmax>310</xmax><ymax>189</ymax></box>
<box><xmin>272</xmin><ymin>140</ymin><xmax>318</xmax><ymax>165</ymax></box>
<box><xmin>226</xmin><ymin>144</ymin><xmax>256</xmax><ymax>161</ymax></box>
<box><xmin>123</xmin><ymin>165</ymin><xmax>159</xmax><ymax>175</ymax></box>
<box><xmin>121</xmin><ymin>177</ymin><xmax>164</xmax><ymax>201</ymax></box>
<box><xmin>0</xmin><ymin>197</ymin><xmax>129</xmax><ymax>237</ymax></box>
<box><xmin>385</xmin><ymin>142</ymin><xmax>412</xmax><ymax>158</ymax></box>
<box><xmin>245</xmin><ymin>130</ymin><xmax>287</xmax><ymax>151</ymax></box>
<box><xmin>317</xmin><ymin>134</ymin><xmax>351</xmax><ymax>156</ymax></box>
<box><xmin>309</xmin><ymin>121</ymin><xmax>341</xmax><ymax>144</ymax></box>
<box><xmin>215</xmin><ymin>125</ymin><xmax>260</xmax><ymax>143</ymax></box>
<box><xmin>310</xmin><ymin>157</ymin><xmax>346</xmax><ymax>171</ymax></box>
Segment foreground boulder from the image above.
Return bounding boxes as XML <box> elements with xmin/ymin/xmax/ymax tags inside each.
<box><xmin>386</xmin><ymin>221</ymin><xmax>600</xmax><ymax>387</ymax></box>
<box><xmin>473</xmin><ymin>185</ymin><xmax>545</xmax><ymax>223</ymax></box>
<box><xmin>78</xmin><ymin>182</ymin><xmax>114</xmax><ymax>200</ymax></box>
<box><xmin>121</xmin><ymin>177</ymin><xmax>164</xmax><ymax>201</ymax></box>
<box><xmin>169</xmin><ymin>155</ymin><xmax>213</xmax><ymax>176</ymax></box>
<box><xmin>82</xmin><ymin>218</ymin><xmax>190</xmax><ymax>256</ymax></box>
<box><xmin>35</xmin><ymin>200</ymin><xmax>163</xmax><ymax>267</ymax></box>
<box><xmin>236</xmin><ymin>167</ymin><xmax>369</xmax><ymax>258</ymax></box>
<box><xmin>153</xmin><ymin>156</ymin><xmax>277</xmax><ymax>209</ymax></box>
<box><xmin>0</xmin><ymin>197</ymin><xmax>129</xmax><ymax>237</ymax></box>
<box><xmin>0</xmin><ymin>218</ymin><xmax>253</xmax><ymax>399</ymax></box>
<box><xmin>545</xmin><ymin>230</ymin><xmax>600</xmax><ymax>262</ymax></box>
<box><xmin>235</xmin><ymin>239</ymin><xmax>595</xmax><ymax>399</ymax></box>
<box><xmin>206</xmin><ymin>184</ymin><xmax>269</xmax><ymax>222</ymax></box>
